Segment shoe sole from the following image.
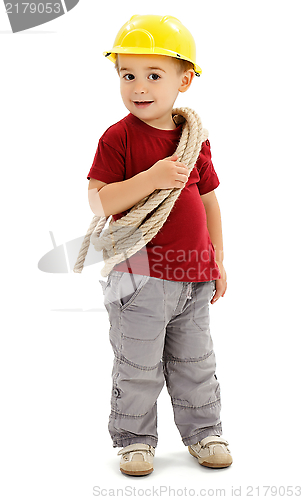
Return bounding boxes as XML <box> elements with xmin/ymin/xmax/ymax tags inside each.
<box><xmin>120</xmin><ymin>466</ymin><xmax>153</xmax><ymax>476</ymax></box>
<box><xmin>188</xmin><ymin>446</ymin><xmax>232</xmax><ymax>468</ymax></box>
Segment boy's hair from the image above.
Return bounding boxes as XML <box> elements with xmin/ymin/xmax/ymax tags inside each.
<box><xmin>114</xmin><ymin>55</ymin><xmax>194</xmax><ymax>75</ymax></box>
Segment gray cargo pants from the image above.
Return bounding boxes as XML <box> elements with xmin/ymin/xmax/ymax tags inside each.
<box><xmin>100</xmin><ymin>270</ymin><xmax>222</xmax><ymax>449</ymax></box>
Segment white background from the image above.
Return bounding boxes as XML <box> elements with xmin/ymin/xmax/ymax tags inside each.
<box><xmin>1</xmin><ymin>1</ymin><xmax>302</xmax><ymax>498</ymax></box>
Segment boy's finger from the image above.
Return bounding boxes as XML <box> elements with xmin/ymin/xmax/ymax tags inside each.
<box><xmin>211</xmin><ymin>291</ymin><xmax>220</xmax><ymax>304</ymax></box>
<box><xmin>176</xmin><ymin>163</ymin><xmax>188</xmax><ymax>170</ymax></box>
<box><xmin>167</xmin><ymin>154</ymin><xmax>178</xmax><ymax>161</ymax></box>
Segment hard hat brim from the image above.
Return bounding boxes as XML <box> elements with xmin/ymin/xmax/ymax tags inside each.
<box><xmin>103</xmin><ymin>48</ymin><xmax>202</xmax><ymax>75</ymax></box>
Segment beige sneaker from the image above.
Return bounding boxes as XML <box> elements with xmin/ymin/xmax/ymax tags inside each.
<box><xmin>118</xmin><ymin>443</ymin><xmax>155</xmax><ymax>476</ymax></box>
<box><xmin>188</xmin><ymin>435</ymin><xmax>233</xmax><ymax>468</ymax></box>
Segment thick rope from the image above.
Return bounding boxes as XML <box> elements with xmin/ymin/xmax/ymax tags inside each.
<box><xmin>73</xmin><ymin>107</ymin><xmax>208</xmax><ymax>277</ymax></box>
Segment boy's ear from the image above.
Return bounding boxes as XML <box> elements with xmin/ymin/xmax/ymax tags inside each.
<box><xmin>179</xmin><ymin>69</ymin><xmax>195</xmax><ymax>93</ymax></box>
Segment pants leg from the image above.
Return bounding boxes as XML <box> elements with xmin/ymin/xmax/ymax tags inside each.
<box><xmin>102</xmin><ymin>271</ymin><xmax>169</xmax><ymax>449</ymax></box>
<box><xmin>162</xmin><ymin>280</ymin><xmax>223</xmax><ymax>446</ymax></box>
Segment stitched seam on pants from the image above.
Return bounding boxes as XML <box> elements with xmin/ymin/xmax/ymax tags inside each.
<box><xmin>192</xmin><ymin>285</ymin><xmax>211</xmax><ymax>332</ymax></box>
<box><xmin>171</xmin><ymin>282</ymin><xmax>186</xmax><ymax>317</ymax></box>
<box><xmin>163</xmin><ymin>351</ymin><xmax>213</xmax><ymax>363</ymax></box>
<box><xmin>112</xmin><ymin>372</ymin><xmax>119</xmax><ymax>413</ymax></box>
<box><xmin>114</xmin><ymin>353</ymin><xmax>162</xmax><ymax>371</ymax></box>
<box><xmin>114</xmin><ymin>434</ymin><xmax>157</xmax><ymax>443</ymax></box>
<box><xmin>192</xmin><ymin>319</ymin><xmax>211</xmax><ymax>332</ymax></box>
<box><xmin>110</xmin><ymin>408</ymin><xmax>151</xmax><ymax>418</ymax></box>
<box><xmin>120</xmin><ymin>327</ymin><xmax>164</xmax><ymax>342</ymax></box>
<box><xmin>184</xmin><ymin>425</ymin><xmax>222</xmax><ymax>442</ymax></box>
<box><xmin>112</xmin><ymin>326</ymin><xmax>123</xmax><ymax>414</ymax></box>
<box><xmin>171</xmin><ymin>396</ymin><xmax>221</xmax><ymax>409</ymax></box>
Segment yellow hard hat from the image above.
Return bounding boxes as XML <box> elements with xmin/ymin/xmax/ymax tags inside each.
<box><xmin>104</xmin><ymin>14</ymin><xmax>202</xmax><ymax>76</ymax></box>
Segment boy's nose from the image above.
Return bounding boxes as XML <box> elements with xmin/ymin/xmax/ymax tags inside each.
<box><xmin>134</xmin><ymin>82</ymin><xmax>147</xmax><ymax>94</ymax></box>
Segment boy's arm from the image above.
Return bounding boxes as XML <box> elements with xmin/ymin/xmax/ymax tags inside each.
<box><xmin>200</xmin><ymin>190</ymin><xmax>224</xmax><ymax>264</ymax></box>
<box><xmin>200</xmin><ymin>190</ymin><xmax>227</xmax><ymax>302</ymax></box>
<box><xmin>88</xmin><ymin>170</ymin><xmax>155</xmax><ymax>218</ymax></box>
<box><xmin>88</xmin><ymin>154</ymin><xmax>188</xmax><ymax>218</ymax></box>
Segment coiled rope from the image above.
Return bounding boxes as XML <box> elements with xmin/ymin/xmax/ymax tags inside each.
<box><xmin>73</xmin><ymin>107</ymin><xmax>208</xmax><ymax>277</ymax></box>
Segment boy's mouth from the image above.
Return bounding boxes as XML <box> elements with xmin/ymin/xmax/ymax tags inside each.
<box><xmin>133</xmin><ymin>100</ymin><xmax>154</xmax><ymax>109</ymax></box>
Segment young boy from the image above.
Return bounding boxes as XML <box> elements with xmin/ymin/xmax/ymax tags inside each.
<box><xmin>87</xmin><ymin>15</ymin><xmax>232</xmax><ymax>475</ymax></box>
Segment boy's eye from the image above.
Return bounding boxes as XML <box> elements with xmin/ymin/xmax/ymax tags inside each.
<box><xmin>148</xmin><ymin>73</ymin><xmax>160</xmax><ymax>81</ymax></box>
<box><xmin>123</xmin><ymin>74</ymin><xmax>135</xmax><ymax>81</ymax></box>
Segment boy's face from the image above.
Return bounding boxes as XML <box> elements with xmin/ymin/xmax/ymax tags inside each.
<box><xmin>117</xmin><ymin>54</ymin><xmax>194</xmax><ymax>130</ymax></box>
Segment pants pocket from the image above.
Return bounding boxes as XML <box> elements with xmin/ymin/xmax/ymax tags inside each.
<box><xmin>100</xmin><ymin>270</ymin><xmax>123</xmax><ymax>308</ymax></box>
<box><xmin>117</xmin><ymin>272</ymin><xmax>150</xmax><ymax>310</ymax></box>
<box><xmin>191</xmin><ymin>280</ymin><xmax>214</xmax><ymax>334</ymax></box>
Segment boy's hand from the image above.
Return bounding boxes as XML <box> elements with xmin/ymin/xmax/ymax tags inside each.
<box><xmin>147</xmin><ymin>154</ymin><xmax>189</xmax><ymax>190</ymax></box>
<box><xmin>211</xmin><ymin>261</ymin><xmax>227</xmax><ymax>304</ymax></box>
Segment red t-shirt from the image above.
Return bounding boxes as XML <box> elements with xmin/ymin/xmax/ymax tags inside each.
<box><xmin>87</xmin><ymin>113</ymin><xmax>221</xmax><ymax>282</ymax></box>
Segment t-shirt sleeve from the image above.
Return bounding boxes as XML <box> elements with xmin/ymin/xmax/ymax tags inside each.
<box><xmin>195</xmin><ymin>139</ymin><xmax>220</xmax><ymax>195</ymax></box>
<box><xmin>87</xmin><ymin>134</ymin><xmax>125</xmax><ymax>183</ymax></box>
